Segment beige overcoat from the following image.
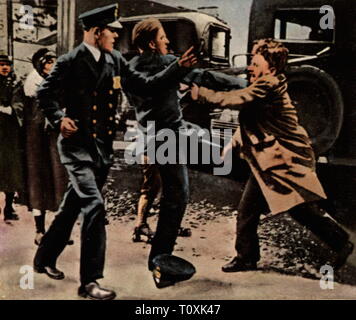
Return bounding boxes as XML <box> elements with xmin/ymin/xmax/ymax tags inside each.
<box><xmin>198</xmin><ymin>74</ymin><xmax>326</xmax><ymax>214</ymax></box>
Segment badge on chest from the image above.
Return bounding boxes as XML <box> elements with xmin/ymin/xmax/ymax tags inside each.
<box><xmin>113</xmin><ymin>76</ymin><xmax>121</xmax><ymax>89</ymax></box>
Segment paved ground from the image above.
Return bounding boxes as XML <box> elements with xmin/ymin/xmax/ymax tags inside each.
<box><xmin>2</xmin><ymin>150</ymin><xmax>356</xmax><ymax>301</ymax></box>
<box><xmin>1</xmin><ymin>195</ymin><xmax>356</xmax><ymax>301</ymax></box>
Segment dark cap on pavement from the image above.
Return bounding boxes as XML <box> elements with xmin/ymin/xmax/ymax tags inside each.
<box><xmin>79</xmin><ymin>3</ymin><xmax>122</xmax><ymax>30</ymax></box>
<box><xmin>151</xmin><ymin>254</ymin><xmax>196</xmax><ymax>289</ymax></box>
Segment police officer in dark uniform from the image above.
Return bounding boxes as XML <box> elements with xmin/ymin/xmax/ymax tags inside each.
<box><xmin>33</xmin><ymin>3</ymin><xmax>196</xmax><ymax>300</ymax></box>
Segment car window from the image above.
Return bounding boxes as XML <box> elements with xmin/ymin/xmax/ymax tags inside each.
<box><xmin>274</xmin><ymin>8</ymin><xmax>334</xmax><ymax>43</ymax></box>
<box><xmin>211</xmin><ymin>29</ymin><xmax>227</xmax><ymax>58</ymax></box>
<box><xmin>209</xmin><ymin>26</ymin><xmax>229</xmax><ymax>60</ymax></box>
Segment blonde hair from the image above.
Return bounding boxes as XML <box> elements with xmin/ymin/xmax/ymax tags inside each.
<box><xmin>132</xmin><ymin>18</ymin><xmax>163</xmax><ymax>51</ymax></box>
<box><xmin>252</xmin><ymin>39</ymin><xmax>289</xmax><ymax>74</ymax></box>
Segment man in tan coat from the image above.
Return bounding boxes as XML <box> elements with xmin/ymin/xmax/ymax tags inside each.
<box><xmin>191</xmin><ymin>39</ymin><xmax>353</xmax><ymax>272</ymax></box>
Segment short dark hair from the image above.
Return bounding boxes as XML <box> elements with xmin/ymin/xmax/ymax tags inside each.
<box><xmin>252</xmin><ymin>39</ymin><xmax>289</xmax><ymax>74</ymax></box>
<box><xmin>81</xmin><ymin>21</ymin><xmax>107</xmax><ymax>32</ymax></box>
<box><xmin>132</xmin><ymin>18</ymin><xmax>163</xmax><ymax>51</ymax></box>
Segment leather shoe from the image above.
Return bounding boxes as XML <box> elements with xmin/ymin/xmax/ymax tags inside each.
<box><xmin>222</xmin><ymin>256</ymin><xmax>257</xmax><ymax>273</ymax></box>
<box><xmin>78</xmin><ymin>282</ymin><xmax>116</xmax><ymax>300</ymax></box>
<box><xmin>34</xmin><ymin>265</ymin><xmax>65</xmax><ymax>280</ymax></box>
<box><xmin>4</xmin><ymin>212</ymin><xmax>19</xmax><ymax>221</ymax></box>
<box><xmin>132</xmin><ymin>223</ymin><xmax>155</xmax><ymax>243</ymax></box>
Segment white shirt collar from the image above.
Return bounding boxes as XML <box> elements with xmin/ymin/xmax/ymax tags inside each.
<box><xmin>83</xmin><ymin>42</ymin><xmax>101</xmax><ymax>62</ymax></box>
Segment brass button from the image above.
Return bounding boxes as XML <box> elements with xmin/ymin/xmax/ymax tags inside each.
<box><xmin>93</xmin><ymin>91</ymin><xmax>98</xmax><ymax>97</ymax></box>
<box><xmin>109</xmin><ymin>90</ymin><xmax>113</xmax><ymax>95</ymax></box>
<box><xmin>109</xmin><ymin>117</ymin><xmax>114</xmax><ymax>121</ymax></box>
<box><xmin>108</xmin><ymin>130</ymin><xmax>113</xmax><ymax>135</ymax></box>
<box><xmin>92</xmin><ymin>133</ymin><xmax>97</xmax><ymax>138</ymax></box>
<box><xmin>92</xmin><ymin>119</ymin><xmax>97</xmax><ymax>124</ymax></box>
<box><xmin>93</xmin><ymin>105</ymin><xmax>97</xmax><ymax>111</ymax></box>
<box><xmin>108</xmin><ymin>103</ymin><xmax>113</xmax><ymax>109</ymax></box>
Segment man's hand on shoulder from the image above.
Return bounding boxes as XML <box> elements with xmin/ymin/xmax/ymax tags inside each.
<box><xmin>60</xmin><ymin>117</ymin><xmax>78</xmax><ymax>138</ymax></box>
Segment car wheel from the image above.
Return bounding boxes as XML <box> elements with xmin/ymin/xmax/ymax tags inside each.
<box><xmin>286</xmin><ymin>65</ymin><xmax>344</xmax><ymax>156</ymax></box>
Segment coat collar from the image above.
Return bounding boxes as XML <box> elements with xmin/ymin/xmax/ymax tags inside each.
<box><xmin>77</xmin><ymin>43</ymin><xmax>115</xmax><ymax>87</ymax></box>
<box><xmin>78</xmin><ymin>43</ymin><xmax>100</xmax><ymax>79</ymax></box>
<box><xmin>83</xmin><ymin>42</ymin><xmax>101</xmax><ymax>62</ymax></box>
<box><xmin>97</xmin><ymin>52</ymin><xmax>114</xmax><ymax>89</ymax></box>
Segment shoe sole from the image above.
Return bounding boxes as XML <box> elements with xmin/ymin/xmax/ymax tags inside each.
<box><xmin>222</xmin><ymin>265</ymin><xmax>258</xmax><ymax>273</ymax></box>
<box><xmin>78</xmin><ymin>291</ymin><xmax>116</xmax><ymax>300</ymax></box>
<box><xmin>34</xmin><ymin>266</ymin><xmax>65</xmax><ymax>280</ymax></box>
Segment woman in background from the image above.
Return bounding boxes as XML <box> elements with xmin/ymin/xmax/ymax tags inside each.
<box><xmin>23</xmin><ymin>48</ymin><xmax>71</xmax><ymax>245</ymax></box>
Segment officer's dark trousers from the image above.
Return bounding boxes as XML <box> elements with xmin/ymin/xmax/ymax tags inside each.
<box><xmin>34</xmin><ymin>161</ymin><xmax>109</xmax><ymax>285</ymax></box>
<box><xmin>148</xmin><ymin>163</ymin><xmax>189</xmax><ymax>267</ymax></box>
<box><xmin>235</xmin><ymin>175</ymin><xmax>349</xmax><ymax>263</ymax></box>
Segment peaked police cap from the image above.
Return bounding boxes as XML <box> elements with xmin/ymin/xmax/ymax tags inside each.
<box><xmin>79</xmin><ymin>3</ymin><xmax>122</xmax><ymax>29</ymax></box>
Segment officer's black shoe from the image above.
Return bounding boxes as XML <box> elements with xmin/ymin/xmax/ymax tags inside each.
<box><xmin>222</xmin><ymin>256</ymin><xmax>257</xmax><ymax>273</ymax></box>
<box><xmin>4</xmin><ymin>212</ymin><xmax>19</xmax><ymax>221</ymax></box>
<box><xmin>78</xmin><ymin>282</ymin><xmax>116</xmax><ymax>300</ymax></box>
<box><xmin>34</xmin><ymin>265</ymin><xmax>65</xmax><ymax>280</ymax></box>
<box><xmin>335</xmin><ymin>241</ymin><xmax>354</xmax><ymax>270</ymax></box>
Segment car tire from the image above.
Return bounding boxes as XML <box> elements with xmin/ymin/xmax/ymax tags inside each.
<box><xmin>286</xmin><ymin>65</ymin><xmax>344</xmax><ymax>156</ymax></box>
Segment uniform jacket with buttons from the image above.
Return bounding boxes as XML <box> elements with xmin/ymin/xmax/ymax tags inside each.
<box><xmin>197</xmin><ymin>74</ymin><xmax>327</xmax><ymax>214</ymax></box>
<box><xmin>37</xmin><ymin>43</ymin><xmax>189</xmax><ymax>165</ymax></box>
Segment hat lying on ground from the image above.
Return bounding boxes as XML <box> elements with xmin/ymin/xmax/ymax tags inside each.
<box><xmin>79</xmin><ymin>3</ymin><xmax>122</xmax><ymax>29</ymax></box>
<box><xmin>151</xmin><ymin>254</ymin><xmax>196</xmax><ymax>289</ymax></box>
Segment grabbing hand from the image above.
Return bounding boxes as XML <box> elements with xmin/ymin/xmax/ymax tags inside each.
<box><xmin>190</xmin><ymin>83</ymin><xmax>200</xmax><ymax>101</ymax></box>
<box><xmin>60</xmin><ymin>117</ymin><xmax>78</xmax><ymax>138</ymax></box>
<box><xmin>0</xmin><ymin>106</ymin><xmax>13</xmax><ymax>115</ymax></box>
<box><xmin>221</xmin><ymin>140</ymin><xmax>233</xmax><ymax>161</ymax></box>
<box><xmin>178</xmin><ymin>46</ymin><xmax>198</xmax><ymax>68</ymax></box>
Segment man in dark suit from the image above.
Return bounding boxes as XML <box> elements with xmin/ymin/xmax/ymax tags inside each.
<box><xmin>33</xmin><ymin>3</ymin><xmax>196</xmax><ymax>300</ymax></box>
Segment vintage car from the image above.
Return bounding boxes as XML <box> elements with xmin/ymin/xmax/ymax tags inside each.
<box><xmin>116</xmin><ymin>2</ymin><xmax>249</xmax><ymax>178</ymax></box>
<box><xmin>118</xmin><ymin>0</ymin><xmax>356</xmax><ymax>177</ymax></box>
<box><xmin>247</xmin><ymin>0</ymin><xmax>356</xmax><ymax>165</ymax></box>
<box><xmin>6</xmin><ymin>0</ymin><xmax>353</xmax><ymax>172</ymax></box>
